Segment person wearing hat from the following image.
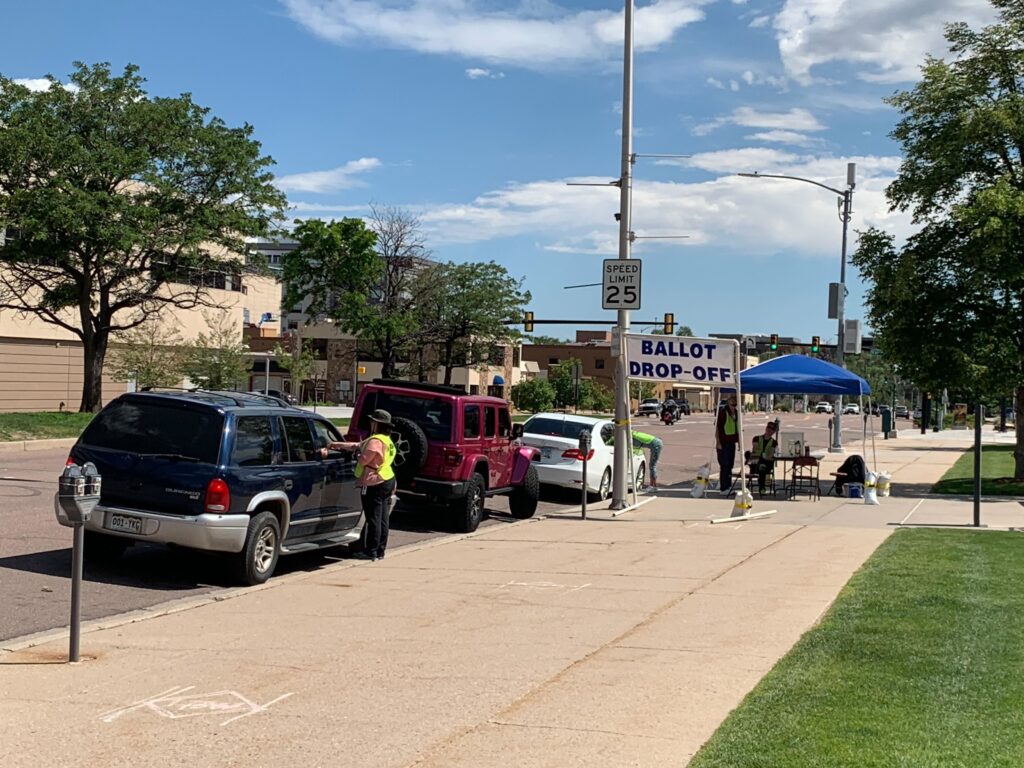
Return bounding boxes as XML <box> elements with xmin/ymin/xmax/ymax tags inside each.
<box><xmin>327</xmin><ymin>409</ymin><xmax>398</xmax><ymax>561</ymax></box>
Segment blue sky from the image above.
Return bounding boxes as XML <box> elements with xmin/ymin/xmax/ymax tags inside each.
<box><xmin>0</xmin><ymin>0</ymin><xmax>999</xmax><ymax>343</ymax></box>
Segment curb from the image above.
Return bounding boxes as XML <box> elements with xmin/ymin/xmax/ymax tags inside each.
<box><xmin>0</xmin><ymin>438</ymin><xmax>77</xmax><ymax>453</ymax></box>
<box><xmin>0</xmin><ymin>511</ymin><xmax>548</xmax><ymax>655</ymax></box>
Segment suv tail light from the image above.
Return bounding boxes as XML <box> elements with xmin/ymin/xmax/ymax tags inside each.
<box><xmin>204</xmin><ymin>478</ymin><xmax>230</xmax><ymax>514</ymax></box>
<box><xmin>561</xmin><ymin>448</ymin><xmax>595</xmax><ymax>461</ymax></box>
<box><xmin>443</xmin><ymin>447</ymin><xmax>463</xmax><ymax>467</ymax></box>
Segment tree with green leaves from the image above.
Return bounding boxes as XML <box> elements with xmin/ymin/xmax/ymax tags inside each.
<box><xmin>851</xmin><ymin>0</ymin><xmax>1024</xmax><ymax>474</ymax></box>
<box><xmin>510</xmin><ymin>378</ymin><xmax>555</xmax><ymax>413</ymax></box>
<box><xmin>675</xmin><ymin>325</ymin><xmax>695</xmax><ymax>337</ymax></box>
<box><xmin>108</xmin><ymin>321</ymin><xmax>186</xmax><ymax>390</ymax></box>
<box><xmin>282</xmin><ymin>206</ymin><xmax>432</xmax><ymax>379</ymax></box>
<box><xmin>0</xmin><ymin>62</ymin><xmax>286</xmax><ymax>411</ymax></box>
<box><xmin>273</xmin><ymin>336</ymin><xmax>315</xmax><ymax>402</ymax></box>
<box><xmin>183</xmin><ymin>313</ymin><xmax>251</xmax><ymax>391</ymax></box>
<box><xmin>413</xmin><ymin>261</ymin><xmax>530</xmax><ymax>386</ymax></box>
<box><xmin>525</xmin><ymin>335</ymin><xmax>569</xmax><ymax>345</ymax></box>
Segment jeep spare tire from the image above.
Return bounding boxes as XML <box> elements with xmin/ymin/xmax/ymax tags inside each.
<box><xmin>390</xmin><ymin>416</ymin><xmax>428</xmax><ymax>484</ymax></box>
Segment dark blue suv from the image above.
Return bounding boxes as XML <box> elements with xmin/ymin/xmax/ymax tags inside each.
<box><xmin>62</xmin><ymin>390</ymin><xmax>362</xmax><ymax>584</ymax></box>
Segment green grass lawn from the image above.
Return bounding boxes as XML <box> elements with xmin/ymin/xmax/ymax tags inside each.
<box><xmin>0</xmin><ymin>411</ymin><xmax>95</xmax><ymax>441</ymax></box>
<box><xmin>932</xmin><ymin>445</ymin><xmax>1024</xmax><ymax>495</ymax></box>
<box><xmin>689</xmin><ymin>529</ymin><xmax>1024</xmax><ymax>768</ymax></box>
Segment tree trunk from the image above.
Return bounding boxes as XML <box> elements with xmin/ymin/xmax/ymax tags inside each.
<box><xmin>442</xmin><ymin>341</ymin><xmax>454</xmax><ymax>386</ymax></box>
<box><xmin>1015</xmin><ymin>385</ymin><xmax>1024</xmax><ymax>479</ymax></box>
<box><xmin>79</xmin><ymin>330</ymin><xmax>109</xmax><ymax>413</ymax></box>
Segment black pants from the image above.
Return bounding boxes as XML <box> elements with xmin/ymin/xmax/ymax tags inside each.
<box><xmin>754</xmin><ymin>459</ymin><xmax>774</xmax><ymax>492</ymax></box>
<box><xmin>717</xmin><ymin>443</ymin><xmax>736</xmax><ymax>491</ymax></box>
<box><xmin>361</xmin><ymin>479</ymin><xmax>396</xmax><ymax>558</ymax></box>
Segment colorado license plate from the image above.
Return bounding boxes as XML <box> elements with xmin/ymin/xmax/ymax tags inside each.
<box><xmin>108</xmin><ymin>513</ymin><xmax>142</xmax><ymax>534</ymax></box>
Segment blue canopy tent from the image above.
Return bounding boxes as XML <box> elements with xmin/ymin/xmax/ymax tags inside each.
<box><xmin>737</xmin><ymin>354</ymin><xmax>871</xmax><ymax>397</ymax></box>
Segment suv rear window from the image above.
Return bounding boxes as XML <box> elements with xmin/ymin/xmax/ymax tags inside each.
<box><xmin>79</xmin><ymin>399</ymin><xmax>223</xmax><ymax>464</ymax></box>
<box><xmin>523</xmin><ymin>417</ymin><xmax>596</xmax><ymax>440</ymax></box>
<box><xmin>358</xmin><ymin>392</ymin><xmax>453</xmax><ymax>441</ymax></box>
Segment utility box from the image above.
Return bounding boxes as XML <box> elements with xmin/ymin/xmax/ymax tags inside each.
<box><xmin>843</xmin><ymin>319</ymin><xmax>863</xmax><ymax>354</ymax></box>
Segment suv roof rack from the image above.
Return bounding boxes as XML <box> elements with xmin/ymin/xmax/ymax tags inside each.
<box><xmin>371</xmin><ymin>378</ymin><xmax>467</xmax><ymax>396</ymax></box>
<box><xmin>135</xmin><ymin>388</ymin><xmax>289</xmax><ymax>408</ymax></box>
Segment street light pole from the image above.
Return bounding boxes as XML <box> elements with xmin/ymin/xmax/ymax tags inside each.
<box><xmin>737</xmin><ymin>163</ymin><xmax>856</xmax><ymax>451</ymax></box>
<box><xmin>611</xmin><ymin>0</ymin><xmax>635</xmax><ymax>510</ymax></box>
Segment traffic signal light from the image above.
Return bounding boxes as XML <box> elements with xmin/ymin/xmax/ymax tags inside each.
<box><xmin>811</xmin><ymin>335</ymin><xmax>820</xmax><ymax>353</ymax></box>
<box><xmin>524</xmin><ymin>311</ymin><xmax>534</xmax><ymax>333</ymax></box>
<box><xmin>663</xmin><ymin>312</ymin><xmax>674</xmax><ymax>335</ymax></box>
<box><xmin>770</xmin><ymin>333</ymin><xmax>779</xmax><ymax>351</ymax></box>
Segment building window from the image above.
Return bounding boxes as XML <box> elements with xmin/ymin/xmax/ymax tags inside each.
<box><xmin>548</xmin><ymin>358</ymin><xmax>560</xmax><ymax>365</ymax></box>
<box><xmin>595</xmin><ymin>358</ymin><xmax>605</xmax><ymax>370</ymax></box>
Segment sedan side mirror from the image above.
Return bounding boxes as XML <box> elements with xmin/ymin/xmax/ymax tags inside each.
<box><xmin>511</xmin><ymin>423</ymin><xmax>524</xmax><ymax>440</ymax></box>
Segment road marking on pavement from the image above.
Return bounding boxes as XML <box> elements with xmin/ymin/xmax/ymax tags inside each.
<box><xmin>899</xmin><ymin>499</ymin><xmax>925</xmax><ymax>526</ymax></box>
<box><xmin>497</xmin><ymin>580</ymin><xmax>591</xmax><ymax>593</ymax></box>
<box><xmin>100</xmin><ymin>686</ymin><xmax>294</xmax><ymax>727</ymax></box>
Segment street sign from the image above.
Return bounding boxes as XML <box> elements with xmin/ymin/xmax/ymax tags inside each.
<box><xmin>602</xmin><ymin>259</ymin><xmax>642</xmax><ymax>310</ymax></box>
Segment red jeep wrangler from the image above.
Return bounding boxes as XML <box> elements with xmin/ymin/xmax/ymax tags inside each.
<box><xmin>346</xmin><ymin>380</ymin><xmax>540</xmax><ymax>532</ymax></box>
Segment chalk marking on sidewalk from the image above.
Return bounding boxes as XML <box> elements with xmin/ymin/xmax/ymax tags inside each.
<box><xmin>899</xmin><ymin>499</ymin><xmax>925</xmax><ymax>526</ymax></box>
<box><xmin>100</xmin><ymin>685</ymin><xmax>294</xmax><ymax>727</ymax></box>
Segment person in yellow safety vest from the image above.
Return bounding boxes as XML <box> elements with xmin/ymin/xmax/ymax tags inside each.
<box><xmin>327</xmin><ymin>409</ymin><xmax>397</xmax><ymax>561</ymax></box>
<box><xmin>746</xmin><ymin>421</ymin><xmax>778</xmax><ymax>494</ymax></box>
<box><xmin>715</xmin><ymin>394</ymin><xmax>740</xmax><ymax>494</ymax></box>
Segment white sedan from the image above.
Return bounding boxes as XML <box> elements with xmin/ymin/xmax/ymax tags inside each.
<box><xmin>842</xmin><ymin>403</ymin><xmax>861</xmax><ymax>415</ymax></box>
<box><xmin>521</xmin><ymin>413</ymin><xmax>646</xmax><ymax>500</ymax></box>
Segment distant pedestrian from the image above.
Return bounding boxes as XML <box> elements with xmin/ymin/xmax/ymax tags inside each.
<box><xmin>716</xmin><ymin>395</ymin><xmax>740</xmax><ymax>493</ymax></box>
<box><xmin>327</xmin><ymin>409</ymin><xmax>397</xmax><ymax>561</ymax></box>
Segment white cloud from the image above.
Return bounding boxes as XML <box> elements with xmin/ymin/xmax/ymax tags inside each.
<box><xmin>775</xmin><ymin>0</ymin><xmax>997</xmax><ymax>84</ymax></box>
<box><xmin>729</xmin><ymin>79</ymin><xmax>740</xmax><ymax>91</ymax></box>
<box><xmin>466</xmin><ymin>67</ymin><xmax>505</xmax><ymax>79</ymax></box>
<box><xmin>749</xmin><ymin>14</ymin><xmax>770</xmax><ymax>28</ymax></box>
<box><xmin>415</xmin><ymin>151</ymin><xmax>911</xmax><ymax>259</ymax></box>
<box><xmin>707</xmin><ymin>77</ymin><xmax>726</xmax><ymax>89</ymax></box>
<box><xmin>276</xmin><ymin>157</ymin><xmax>381</xmax><ymax>194</ymax></box>
<box><xmin>13</xmin><ymin>77</ymin><xmax>78</xmax><ymax>93</ymax></box>
<box><xmin>695</xmin><ymin>106</ymin><xmax>825</xmax><ymax>135</ymax></box>
<box><xmin>745</xmin><ymin>129</ymin><xmax>822</xmax><ymax>146</ymax></box>
<box><xmin>282</xmin><ymin>0</ymin><xmax>713</xmax><ymax>68</ymax></box>
<box><xmin>741</xmin><ymin>69</ymin><xmax>787</xmax><ymax>89</ymax></box>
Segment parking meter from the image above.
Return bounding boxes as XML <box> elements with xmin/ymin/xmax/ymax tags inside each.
<box><xmin>578</xmin><ymin>429</ymin><xmax>592</xmax><ymax>520</ymax></box>
<box><xmin>55</xmin><ymin>462</ymin><xmax>101</xmax><ymax>526</ymax></box>
<box><xmin>881</xmin><ymin>409</ymin><xmax>892</xmax><ymax>438</ymax></box>
<box><xmin>54</xmin><ymin>462</ymin><xmax>101</xmax><ymax>662</ymax></box>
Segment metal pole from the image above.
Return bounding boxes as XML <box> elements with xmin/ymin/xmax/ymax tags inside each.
<box><xmin>974</xmin><ymin>402</ymin><xmax>983</xmax><ymax>527</ymax></box>
<box><xmin>69</xmin><ymin>523</ymin><xmax>84</xmax><ymax>662</ymax></box>
<box><xmin>733</xmin><ymin>341</ymin><xmax>748</xmax><ymax>513</ymax></box>
<box><xmin>831</xmin><ymin>164</ymin><xmax>855</xmax><ymax>453</ymax></box>
<box><xmin>581</xmin><ymin>450</ymin><xmax>589</xmax><ymax>520</ymax></box>
<box><xmin>264</xmin><ymin>355</ymin><xmax>270</xmax><ymax>396</ymax></box>
<box><xmin>611</xmin><ymin>0</ymin><xmax>635</xmax><ymax>510</ymax></box>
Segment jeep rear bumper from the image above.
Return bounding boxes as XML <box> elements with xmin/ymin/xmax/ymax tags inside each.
<box><xmin>403</xmin><ymin>478</ymin><xmax>468</xmax><ymax>499</ymax></box>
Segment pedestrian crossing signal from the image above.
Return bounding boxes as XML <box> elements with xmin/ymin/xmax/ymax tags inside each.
<box><xmin>770</xmin><ymin>333</ymin><xmax>779</xmax><ymax>351</ymax></box>
<box><xmin>811</xmin><ymin>335</ymin><xmax>820</xmax><ymax>353</ymax></box>
<box><xmin>663</xmin><ymin>313</ymin><xmax>675</xmax><ymax>335</ymax></box>
<box><xmin>524</xmin><ymin>311</ymin><xmax>534</xmax><ymax>333</ymax></box>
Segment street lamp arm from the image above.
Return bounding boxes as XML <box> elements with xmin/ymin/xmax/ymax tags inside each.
<box><xmin>736</xmin><ymin>172</ymin><xmax>845</xmax><ymax>198</ymax></box>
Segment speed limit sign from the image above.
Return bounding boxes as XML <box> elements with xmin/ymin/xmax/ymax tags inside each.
<box><xmin>602</xmin><ymin>258</ymin><xmax>642</xmax><ymax>310</ymax></box>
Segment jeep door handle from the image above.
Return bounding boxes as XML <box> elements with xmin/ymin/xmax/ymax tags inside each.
<box><xmin>283</xmin><ymin>479</ymin><xmax>293</xmax><ymax>491</ymax></box>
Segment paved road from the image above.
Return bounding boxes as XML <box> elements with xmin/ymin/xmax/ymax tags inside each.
<box><xmin>0</xmin><ymin>412</ymin><xmax>894</xmax><ymax>642</ymax></box>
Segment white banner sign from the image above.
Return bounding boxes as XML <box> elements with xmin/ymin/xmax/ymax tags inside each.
<box><xmin>625</xmin><ymin>334</ymin><xmax>737</xmax><ymax>385</ymax></box>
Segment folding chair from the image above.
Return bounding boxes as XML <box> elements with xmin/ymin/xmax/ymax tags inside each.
<box><xmin>787</xmin><ymin>456</ymin><xmax>820</xmax><ymax>500</ymax></box>
<box><xmin>730</xmin><ymin>456</ymin><xmax>777</xmax><ymax>498</ymax></box>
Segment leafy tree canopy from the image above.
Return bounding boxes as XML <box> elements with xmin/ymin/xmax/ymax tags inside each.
<box><xmin>0</xmin><ymin>62</ymin><xmax>286</xmax><ymax>410</ymax></box>
<box><xmin>851</xmin><ymin>0</ymin><xmax>1024</xmax><ymax>474</ymax></box>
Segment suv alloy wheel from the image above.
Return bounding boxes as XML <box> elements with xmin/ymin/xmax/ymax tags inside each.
<box><xmin>454</xmin><ymin>472</ymin><xmax>486</xmax><ymax>533</ymax></box>
<box><xmin>237</xmin><ymin>511</ymin><xmax>281</xmax><ymax>586</ymax></box>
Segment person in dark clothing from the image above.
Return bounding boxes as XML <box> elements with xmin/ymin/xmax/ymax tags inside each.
<box><xmin>715</xmin><ymin>395</ymin><xmax>740</xmax><ymax>493</ymax></box>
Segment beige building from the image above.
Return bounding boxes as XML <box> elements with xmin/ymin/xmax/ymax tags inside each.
<box><xmin>0</xmin><ymin>257</ymin><xmax>281</xmax><ymax>412</ymax></box>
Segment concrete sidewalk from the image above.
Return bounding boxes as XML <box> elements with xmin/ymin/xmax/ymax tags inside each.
<box><xmin>3</xmin><ymin>439</ymin><xmax>1022</xmax><ymax>768</ymax></box>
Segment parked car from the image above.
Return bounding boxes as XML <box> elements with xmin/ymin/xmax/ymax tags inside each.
<box><xmin>346</xmin><ymin>379</ymin><xmax>540</xmax><ymax>533</ymax></box>
<box><xmin>842</xmin><ymin>403</ymin><xmax>860</xmax><ymax>415</ymax></box>
<box><xmin>521</xmin><ymin>413</ymin><xmax>646</xmax><ymax>500</ymax></box>
<box><xmin>894</xmin><ymin>405</ymin><xmax>910</xmax><ymax>418</ymax></box>
<box><xmin>637</xmin><ymin>398</ymin><xmax>662</xmax><ymax>417</ymax></box>
<box><xmin>60</xmin><ymin>390</ymin><xmax>362</xmax><ymax>585</ymax></box>
<box><xmin>665</xmin><ymin>398</ymin><xmax>691</xmax><ymax>416</ymax></box>
<box><xmin>814</xmin><ymin>401</ymin><xmax>834</xmax><ymax>414</ymax></box>
<box><xmin>249</xmin><ymin>389</ymin><xmax>297</xmax><ymax>405</ymax></box>
<box><xmin>913</xmin><ymin>407</ymin><xmax>922</xmax><ymax>420</ymax></box>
